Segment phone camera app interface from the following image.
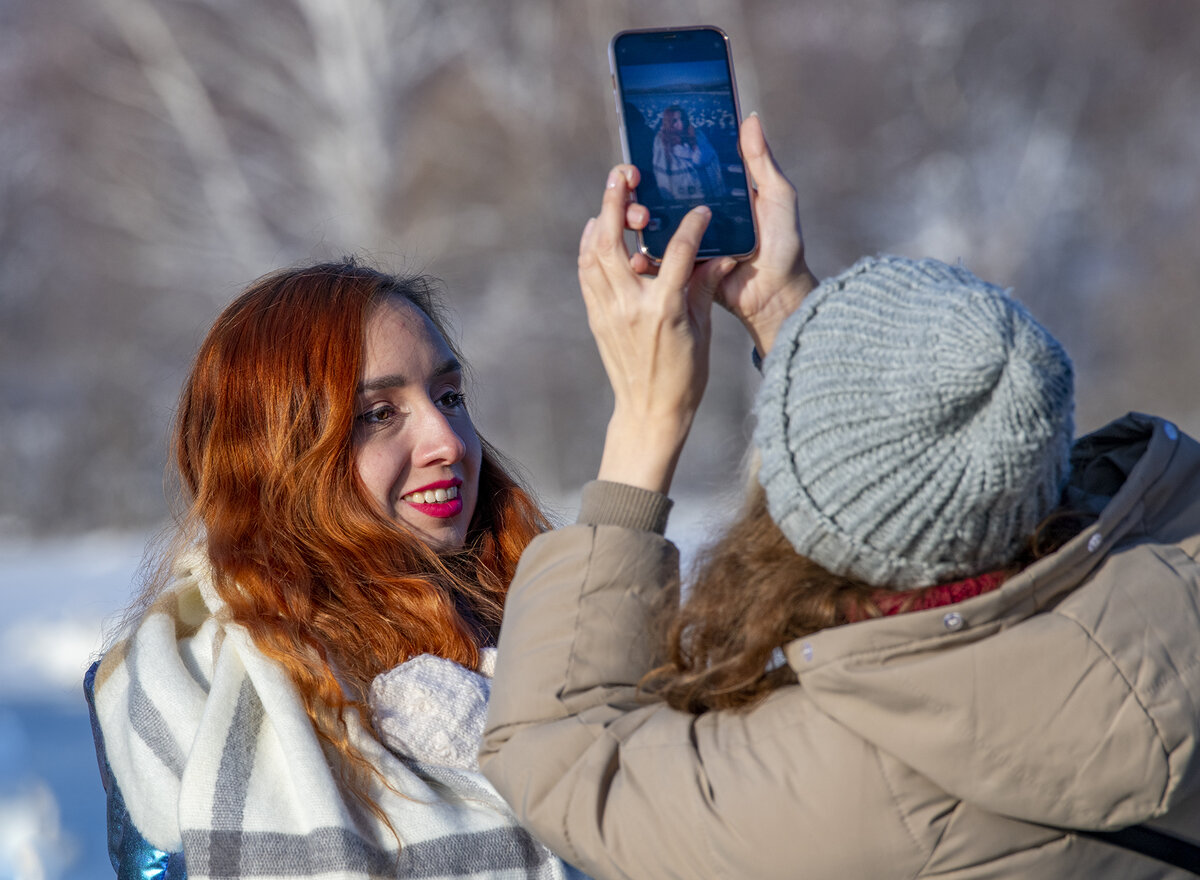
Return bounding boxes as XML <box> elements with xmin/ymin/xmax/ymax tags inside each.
<box><xmin>615</xmin><ymin>29</ymin><xmax>754</xmax><ymax>258</ymax></box>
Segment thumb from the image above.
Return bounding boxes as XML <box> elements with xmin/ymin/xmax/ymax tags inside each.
<box><xmin>740</xmin><ymin>113</ymin><xmax>779</xmax><ymax>182</ymax></box>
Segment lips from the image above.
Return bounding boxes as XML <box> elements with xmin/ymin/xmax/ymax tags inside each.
<box><xmin>400</xmin><ymin>480</ymin><xmax>463</xmax><ymax>519</ymax></box>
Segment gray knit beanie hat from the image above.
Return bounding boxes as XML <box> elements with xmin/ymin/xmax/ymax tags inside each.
<box><xmin>753</xmin><ymin>255</ymin><xmax>1074</xmax><ymax>589</ymax></box>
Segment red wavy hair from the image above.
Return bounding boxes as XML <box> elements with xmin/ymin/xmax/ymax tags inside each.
<box><xmin>169</xmin><ymin>259</ymin><xmax>546</xmax><ymax>802</ymax></box>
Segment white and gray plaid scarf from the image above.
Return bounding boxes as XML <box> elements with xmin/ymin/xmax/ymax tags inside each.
<box><xmin>91</xmin><ymin>548</ymin><xmax>586</xmax><ymax>880</ymax></box>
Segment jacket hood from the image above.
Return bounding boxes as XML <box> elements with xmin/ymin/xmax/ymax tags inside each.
<box><xmin>787</xmin><ymin>413</ymin><xmax>1200</xmax><ymax>831</ymax></box>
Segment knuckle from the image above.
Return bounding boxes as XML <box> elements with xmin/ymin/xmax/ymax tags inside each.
<box><xmin>593</xmin><ymin>232</ymin><xmax>624</xmax><ymax>259</ymax></box>
<box><xmin>663</xmin><ymin>236</ymin><xmax>696</xmax><ymax>263</ymax></box>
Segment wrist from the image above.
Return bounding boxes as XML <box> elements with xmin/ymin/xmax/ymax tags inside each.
<box><xmin>596</xmin><ymin>409</ymin><xmax>694</xmax><ymax>495</ymax></box>
<box><xmin>746</xmin><ymin>267</ymin><xmax>819</xmax><ymax>358</ymax></box>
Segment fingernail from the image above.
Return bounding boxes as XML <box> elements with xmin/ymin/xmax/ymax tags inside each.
<box><xmin>606</xmin><ymin>169</ymin><xmax>622</xmax><ymax>189</ymax></box>
<box><xmin>692</xmin><ymin>205</ymin><xmax>712</xmax><ymax>217</ymax></box>
<box><xmin>720</xmin><ymin>258</ymin><xmax>737</xmax><ymax>273</ymax></box>
<box><xmin>622</xmin><ymin>167</ymin><xmax>636</xmax><ymax>186</ymax></box>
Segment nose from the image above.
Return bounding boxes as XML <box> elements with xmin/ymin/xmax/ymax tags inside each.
<box><xmin>413</xmin><ymin>404</ymin><xmax>469</xmax><ymax>467</ymax></box>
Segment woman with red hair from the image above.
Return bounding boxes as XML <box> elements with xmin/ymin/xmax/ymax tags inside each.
<box><xmin>84</xmin><ymin>261</ymin><xmax>585</xmax><ymax>879</ymax></box>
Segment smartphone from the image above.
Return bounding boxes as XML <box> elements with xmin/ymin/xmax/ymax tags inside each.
<box><xmin>609</xmin><ymin>26</ymin><xmax>758</xmax><ymax>263</ymax></box>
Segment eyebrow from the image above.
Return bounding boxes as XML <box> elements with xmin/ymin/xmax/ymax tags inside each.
<box><xmin>357</xmin><ymin>357</ymin><xmax>462</xmax><ymax>394</ymax></box>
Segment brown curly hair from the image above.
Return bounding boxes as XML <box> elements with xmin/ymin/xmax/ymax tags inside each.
<box><xmin>643</xmin><ymin>480</ymin><xmax>1091</xmax><ymax>714</ymax></box>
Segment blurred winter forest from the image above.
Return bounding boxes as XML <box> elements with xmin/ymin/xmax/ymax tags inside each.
<box><xmin>3</xmin><ymin>0</ymin><xmax>1199</xmax><ymax>538</ymax></box>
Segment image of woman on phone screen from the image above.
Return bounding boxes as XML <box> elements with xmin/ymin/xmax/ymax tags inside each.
<box><xmin>84</xmin><ymin>261</ymin><xmax>588</xmax><ymax>879</ymax></box>
<box><xmin>479</xmin><ymin>114</ymin><xmax>1200</xmax><ymax>879</ymax></box>
<box><xmin>652</xmin><ymin>105</ymin><xmax>727</xmax><ymax>202</ymax></box>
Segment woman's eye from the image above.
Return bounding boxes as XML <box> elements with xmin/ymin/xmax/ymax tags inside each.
<box><xmin>357</xmin><ymin>404</ymin><xmax>395</xmax><ymax>426</ymax></box>
<box><xmin>438</xmin><ymin>390</ymin><xmax>466</xmax><ymax>410</ymax></box>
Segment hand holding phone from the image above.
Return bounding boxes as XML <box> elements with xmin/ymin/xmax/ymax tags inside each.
<box><xmin>580</xmin><ymin>168</ymin><xmax>738</xmax><ymax>494</ymax></box>
<box><xmin>714</xmin><ymin>113</ymin><xmax>819</xmax><ymax>359</ymax></box>
<box><xmin>609</xmin><ymin>26</ymin><xmax>758</xmax><ymax>263</ymax></box>
<box><xmin>615</xmin><ymin>113</ymin><xmax>819</xmax><ymax>359</ymax></box>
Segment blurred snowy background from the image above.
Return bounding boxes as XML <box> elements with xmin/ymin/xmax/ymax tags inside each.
<box><xmin>2</xmin><ymin>1</ymin><xmax>1198</xmax><ymax>877</ymax></box>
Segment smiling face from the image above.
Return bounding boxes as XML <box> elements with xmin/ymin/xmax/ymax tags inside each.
<box><xmin>353</xmin><ymin>297</ymin><xmax>482</xmax><ymax>550</ymax></box>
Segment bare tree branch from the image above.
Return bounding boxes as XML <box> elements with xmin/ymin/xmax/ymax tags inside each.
<box><xmin>100</xmin><ymin>0</ymin><xmax>278</xmax><ymax>269</ymax></box>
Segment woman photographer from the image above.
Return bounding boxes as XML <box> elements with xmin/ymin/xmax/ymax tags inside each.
<box><xmin>480</xmin><ymin>116</ymin><xmax>1200</xmax><ymax>878</ymax></box>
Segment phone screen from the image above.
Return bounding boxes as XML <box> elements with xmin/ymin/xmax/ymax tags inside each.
<box><xmin>609</xmin><ymin>26</ymin><xmax>757</xmax><ymax>262</ymax></box>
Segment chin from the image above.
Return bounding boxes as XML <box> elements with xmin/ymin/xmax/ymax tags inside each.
<box><xmin>434</xmin><ymin>533</ymin><xmax>467</xmax><ymax>552</ymax></box>
<box><xmin>412</xmin><ymin>524</ymin><xmax>468</xmax><ymax>553</ymax></box>
<box><xmin>391</xmin><ymin>505</ymin><xmax>475</xmax><ymax>553</ymax></box>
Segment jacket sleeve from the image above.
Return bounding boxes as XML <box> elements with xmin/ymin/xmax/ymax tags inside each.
<box><xmin>480</xmin><ymin>483</ymin><xmax>921</xmax><ymax>880</ymax></box>
<box><xmin>481</xmin><ymin>481</ymin><xmax>712</xmax><ymax>879</ymax></box>
<box><xmin>84</xmin><ymin>662</ymin><xmax>187</xmax><ymax>880</ymax></box>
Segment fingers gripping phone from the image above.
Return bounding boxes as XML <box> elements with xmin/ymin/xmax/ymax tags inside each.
<box><xmin>609</xmin><ymin>26</ymin><xmax>758</xmax><ymax>263</ymax></box>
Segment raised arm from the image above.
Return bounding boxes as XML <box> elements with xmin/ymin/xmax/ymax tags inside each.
<box><xmin>480</xmin><ymin>162</ymin><xmax>739</xmax><ymax>877</ymax></box>
<box><xmin>582</xmin><ymin>163</ymin><xmax>736</xmax><ymax>494</ymax></box>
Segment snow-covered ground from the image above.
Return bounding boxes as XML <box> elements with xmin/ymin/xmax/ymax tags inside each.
<box><xmin>0</xmin><ymin>531</ymin><xmax>148</xmax><ymax>701</ymax></box>
<box><xmin>0</xmin><ymin>500</ymin><xmax>731</xmax><ymax>880</ymax></box>
<box><xmin>0</xmin><ymin>530</ymin><xmax>148</xmax><ymax>880</ymax></box>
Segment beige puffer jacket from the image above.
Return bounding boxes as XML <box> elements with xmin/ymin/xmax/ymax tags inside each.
<box><xmin>481</xmin><ymin>413</ymin><xmax>1200</xmax><ymax>879</ymax></box>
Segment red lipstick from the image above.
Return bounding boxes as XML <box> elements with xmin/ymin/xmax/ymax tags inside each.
<box><xmin>402</xmin><ymin>479</ymin><xmax>463</xmax><ymax>519</ymax></box>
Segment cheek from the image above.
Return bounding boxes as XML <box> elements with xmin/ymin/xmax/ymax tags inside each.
<box><xmin>467</xmin><ymin>435</ymin><xmax>483</xmax><ymax>485</ymax></box>
<box><xmin>353</xmin><ymin>442</ymin><xmax>401</xmax><ymax>504</ymax></box>
<box><xmin>458</xmin><ymin>419</ymin><xmax>484</xmax><ymax>490</ymax></box>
